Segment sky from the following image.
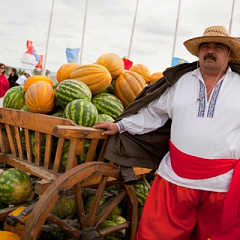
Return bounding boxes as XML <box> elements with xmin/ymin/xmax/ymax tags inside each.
<box><xmin>1</xmin><ymin>0</ymin><xmax>240</xmax><ymax>76</ymax></box>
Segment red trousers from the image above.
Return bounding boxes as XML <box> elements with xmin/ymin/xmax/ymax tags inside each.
<box><xmin>135</xmin><ymin>176</ymin><xmax>226</xmax><ymax>240</ymax></box>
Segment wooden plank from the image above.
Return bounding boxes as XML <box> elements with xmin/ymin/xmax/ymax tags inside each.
<box><xmin>5</xmin><ymin>125</ymin><xmax>17</xmax><ymax>157</ymax></box>
<box><xmin>5</xmin><ymin>155</ymin><xmax>60</xmax><ymax>180</ymax></box>
<box><xmin>24</xmin><ymin>129</ymin><xmax>33</xmax><ymax>163</ymax></box>
<box><xmin>0</xmin><ymin>108</ymin><xmax>76</xmax><ymax>134</ymax></box>
<box><xmin>15</xmin><ymin>126</ymin><xmax>24</xmax><ymax>159</ymax></box>
<box><xmin>52</xmin><ymin>125</ymin><xmax>108</xmax><ymax>140</ymax></box>
<box><xmin>0</xmin><ymin>123</ymin><xmax>10</xmax><ymax>153</ymax></box>
<box><xmin>44</xmin><ymin>134</ymin><xmax>53</xmax><ymax>169</ymax></box>
<box><xmin>53</xmin><ymin>138</ymin><xmax>65</xmax><ymax>172</ymax></box>
<box><xmin>35</xmin><ymin>179</ymin><xmax>53</xmax><ymax>195</ymax></box>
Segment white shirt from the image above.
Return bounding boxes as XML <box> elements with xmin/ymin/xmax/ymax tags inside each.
<box><xmin>119</xmin><ymin>67</ymin><xmax>240</xmax><ymax>192</ymax></box>
<box><xmin>16</xmin><ymin>75</ymin><xmax>27</xmax><ymax>87</ymax></box>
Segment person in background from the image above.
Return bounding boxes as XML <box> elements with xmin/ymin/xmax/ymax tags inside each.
<box><xmin>16</xmin><ymin>69</ymin><xmax>32</xmax><ymax>87</ymax></box>
<box><xmin>0</xmin><ymin>63</ymin><xmax>10</xmax><ymax>107</ymax></box>
<box><xmin>94</xmin><ymin>26</ymin><xmax>240</xmax><ymax>239</ymax></box>
<box><xmin>8</xmin><ymin>67</ymin><xmax>18</xmax><ymax>88</ymax></box>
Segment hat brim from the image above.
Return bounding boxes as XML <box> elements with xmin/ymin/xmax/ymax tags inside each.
<box><xmin>184</xmin><ymin>36</ymin><xmax>240</xmax><ymax>64</ymax></box>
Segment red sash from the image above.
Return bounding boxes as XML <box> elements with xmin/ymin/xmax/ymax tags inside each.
<box><xmin>169</xmin><ymin>140</ymin><xmax>240</xmax><ymax>239</ymax></box>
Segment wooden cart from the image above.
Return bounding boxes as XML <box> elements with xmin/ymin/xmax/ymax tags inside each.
<box><xmin>0</xmin><ymin>108</ymin><xmax>153</xmax><ymax>240</ymax></box>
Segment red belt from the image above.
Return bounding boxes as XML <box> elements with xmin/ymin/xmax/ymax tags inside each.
<box><xmin>169</xmin><ymin>140</ymin><xmax>240</xmax><ymax>228</ymax></box>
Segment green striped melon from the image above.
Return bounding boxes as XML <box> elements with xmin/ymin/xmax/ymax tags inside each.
<box><xmin>92</xmin><ymin>93</ymin><xmax>124</xmax><ymax>120</ymax></box>
<box><xmin>61</xmin><ymin>139</ymin><xmax>92</xmax><ymax>168</ymax></box>
<box><xmin>20</xmin><ymin>105</ymin><xmax>30</xmax><ymax>112</ymax></box>
<box><xmin>55</xmin><ymin>79</ymin><xmax>92</xmax><ymax>109</ymax></box>
<box><xmin>51</xmin><ymin>109</ymin><xmax>64</xmax><ymax>118</ymax></box>
<box><xmin>0</xmin><ymin>168</ymin><xmax>33</xmax><ymax>205</ymax></box>
<box><xmin>97</xmin><ymin>114</ymin><xmax>114</xmax><ymax>123</ymax></box>
<box><xmin>3</xmin><ymin>86</ymin><xmax>25</xmax><ymax>109</ymax></box>
<box><xmin>134</xmin><ymin>180</ymin><xmax>149</xmax><ymax>207</ymax></box>
<box><xmin>101</xmin><ymin>215</ymin><xmax>126</xmax><ymax>239</ymax></box>
<box><xmin>63</xmin><ymin>99</ymin><xmax>98</xmax><ymax>127</ymax></box>
<box><xmin>51</xmin><ymin>196</ymin><xmax>76</xmax><ymax>219</ymax></box>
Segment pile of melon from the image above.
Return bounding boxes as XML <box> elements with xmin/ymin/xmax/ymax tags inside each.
<box><xmin>3</xmin><ymin>53</ymin><xmax>163</xmax><ymax>127</ymax></box>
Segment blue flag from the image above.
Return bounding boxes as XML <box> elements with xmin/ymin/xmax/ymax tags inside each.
<box><xmin>65</xmin><ymin>48</ymin><xmax>80</xmax><ymax>63</ymax></box>
<box><xmin>171</xmin><ymin>57</ymin><xmax>188</xmax><ymax>67</ymax></box>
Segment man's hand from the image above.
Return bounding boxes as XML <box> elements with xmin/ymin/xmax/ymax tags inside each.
<box><xmin>93</xmin><ymin>121</ymin><xmax>119</xmax><ymax>135</ymax></box>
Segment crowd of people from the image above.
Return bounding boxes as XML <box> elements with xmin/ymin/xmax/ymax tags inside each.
<box><xmin>0</xmin><ymin>64</ymin><xmax>32</xmax><ymax>107</ymax></box>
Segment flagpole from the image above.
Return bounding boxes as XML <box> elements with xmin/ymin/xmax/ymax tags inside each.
<box><xmin>42</xmin><ymin>0</ymin><xmax>54</xmax><ymax>76</ymax></box>
<box><xmin>128</xmin><ymin>0</ymin><xmax>139</xmax><ymax>59</ymax></box>
<box><xmin>79</xmin><ymin>0</ymin><xmax>88</xmax><ymax>65</ymax></box>
<box><xmin>229</xmin><ymin>0</ymin><xmax>235</xmax><ymax>34</ymax></box>
<box><xmin>171</xmin><ymin>0</ymin><xmax>181</xmax><ymax>63</ymax></box>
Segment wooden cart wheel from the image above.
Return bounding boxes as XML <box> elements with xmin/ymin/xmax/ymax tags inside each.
<box><xmin>21</xmin><ymin>162</ymin><xmax>139</xmax><ymax>240</ymax></box>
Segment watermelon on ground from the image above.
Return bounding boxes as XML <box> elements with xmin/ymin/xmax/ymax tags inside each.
<box><xmin>63</xmin><ymin>99</ymin><xmax>98</xmax><ymax>127</ymax></box>
<box><xmin>92</xmin><ymin>93</ymin><xmax>124</xmax><ymax>120</ymax></box>
<box><xmin>0</xmin><ymin>168</ymin><xmax>33</xmax><ymax>205</ymax></box>
<box><xmin>51</xmin><ymin>197</ymin><xmax>76</xmax><ymax>219</ymax></box>
<box><xmin>3</xmin><ymin>86</ymin><xmax>25</xmax><ymax>109</ymax></box>
<box><xmin>55</xmin><ymin>79</ymin><xmax>92</xmax><ymax>109</ymax></box>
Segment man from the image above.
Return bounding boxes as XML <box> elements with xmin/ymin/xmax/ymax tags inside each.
<box><xmin>93</xmin><ymin>26</ymin><xmax>240</xmax><ymax>240</ymax></box>
<box><xmin>8</xmin><ymin>68</ymin><xmax>18</xmax><ymax>88</ymax></box>
<box><xmin>16</xmin><ymin>69</ymin><xmax>32</xmax><ymax>87</ymax></box>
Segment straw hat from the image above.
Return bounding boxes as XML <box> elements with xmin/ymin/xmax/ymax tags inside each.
<box><xmin>184</xmin><ymin>25</ymin><xmax>240</xmax><ymax>64</ymax></box>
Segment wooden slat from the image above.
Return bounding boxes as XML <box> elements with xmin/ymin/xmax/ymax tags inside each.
<box><xmin>35</xmin><ymin>132</ymin><xmax>41</xmax><ymax>166</ymax></box>
<box><xmin>24</xmin><ymin>129</ymin><xmax>33</xmax><ymax>163</ymax></box>
<box><xmin>53</xmin><ymin>137</ymin><xmax>65</xmax><ymax>172</ymax></box>
<box><xmin>66</xmin><ymin>138</ymin><xmax>78</xmax><ymax>171</ymax></box>
<box><xmin>15</xmin><ymin>126</ymin><xmax>24</xmax><ymax>159</ymax></box>
<box><xmin>5</xmin><ymin>124</ymin><xmax>17</xmax><ymax>156</ymax></box>
<box><xmin>5</xmin><ymin>155</ymin><xmax>60</xmax><ymax>180</ymax></box>
<box><xmin>44</xmin><ymin>134</ymin><xmax>53</xmax><ymax>169</ymax></box>
<box><xmin>0</xmin><ymin>108</ymin><xmax>76</xmax><ymax>133</ymax></box>
<box><xmin>52</xmin><ymin>125</ymin><xmax>107</xmax><ymax>139</ymax></box>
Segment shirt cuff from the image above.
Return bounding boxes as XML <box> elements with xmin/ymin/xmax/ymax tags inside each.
<box><xmin>116</xmin><ymin>120</ymin><xmax>125</xmax><ymax>133</ymax></box>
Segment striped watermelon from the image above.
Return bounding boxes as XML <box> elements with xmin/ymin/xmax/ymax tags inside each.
<box><xmin>92</xmin><ymin>93</ymin><xmax>124</xmax><ymax>120</ymax></box>
<box><xmin>63</xmin><ymin>99</ymin><xmax>98</xmax><ymax>127</ymax></box>
<box><xmin>55</xmin><ymin>79</ymin><xmax>92</xmax><ymax>109</ymax></box>
<box><xmin>3</xmin><ymin>86</ymin><xmax>25</xmax><ymax>109</ymax></box>
<box><xmin>61</xmin><ymin>139</ymin><xmax>92</xmax><ymax>168</ymax></box>
<box><xmin>134</xmin><ymin>180</ymin><xmax>149</xmax><ymax>207</ymax></box>
<box><xmin>97</xmin><ymin>114</ymin><xmax>114</xmax><ymax>123</ymax></box>
<box><xmin>0</xmin><ymin>168</ymin><xmax>33</xmax><ymax>205</ymax></box>
<box><xmin>20</xmin><ymin>105</ymin><xmax>30</xmax><ymax>112</ymax></box>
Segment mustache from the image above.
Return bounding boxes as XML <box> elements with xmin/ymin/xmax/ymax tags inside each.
<box><xmin>204</xmin><ymin>54</ymin><xmax>216</xmax><ymax>61</ymax></box>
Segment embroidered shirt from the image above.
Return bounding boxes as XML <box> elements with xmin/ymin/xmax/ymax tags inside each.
<box><xmin>118</xmin><ymin>67</ymin><xmax>240</xmax><ymax>192</ymax></box>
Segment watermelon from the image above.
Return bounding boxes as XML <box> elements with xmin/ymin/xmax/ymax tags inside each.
<box><xmin>51</xmin><ymin>109</ymin><xmax>64</xmax><ymax>118</ymax></box>
<box><xmin>20</xmin><ymin>105</ymin><xmax>30</xmax><ymax>112</ymax></box>
<box><xmin>101</xmin><ymin>215</ymin><xmax>126</xmax><ymax>240</ymax></box>
<box><xmin>97</xmin><ymin>114</ymin><xmax>114</xmax><ymax>123</ymax></box>
<box><xmin>0</xmin><ymin>168</ymin><xmax>33</xmax><ymax>205</ymax></box>
<box><xmin>3</xmin><ymin>86</ymin><xmax>25</xmax><ymax>109</ymax></box>
<box><xmin>61</xmin><ymin>139</ymin><xmax>92</xmax><ymax>168</ymax></box>
<box><xmin>134</xmin><ymin>180</ymin><xmax>149</xmax><ymax>207</ymax></box>
<box><xmin>55</xmin><ymin>79</ymin><xmax>92</xmax><ymax>109</ymax></box>
<box><xmin>31</xmin><ymin>132</ymin><xmax>58</xmax><ymax>160</ymax></box>
<box><xmin>51</xmin><ymin>197</ymin><xmax>76</xmax><ymax>219</ymax></box>
<box><xmin>63</xmin><ymin>99</ymin><xmax>98</xmax><ymax>127</ymax></box>
<box><xmin>92</xmin><ymin>93</ymin><xmax>124</xmax><ymax>120</ymax></box>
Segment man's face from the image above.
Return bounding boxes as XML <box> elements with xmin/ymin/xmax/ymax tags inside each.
<box><xmin>198</xmin><ymin>42</ymin><xmax>232</xmax><ymax>72</ymax></box>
